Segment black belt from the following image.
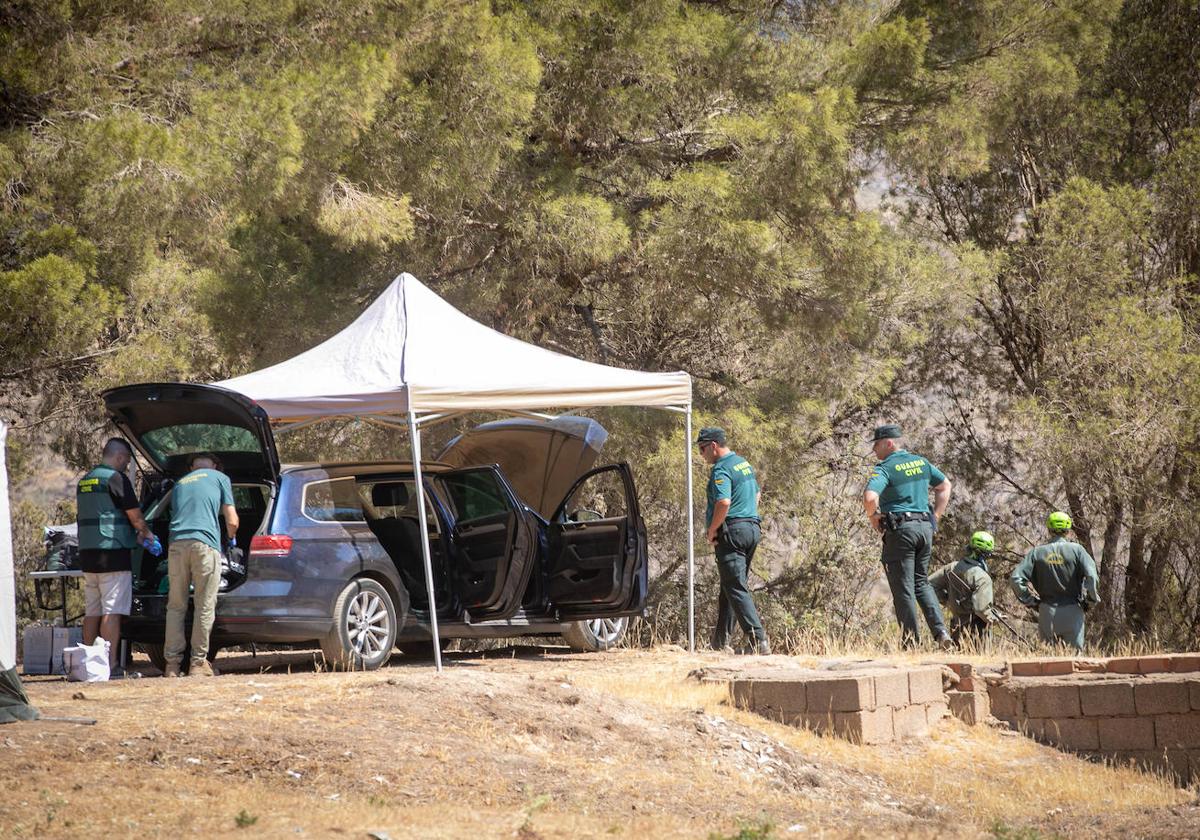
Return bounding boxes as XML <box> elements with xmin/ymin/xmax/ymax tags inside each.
<box><xmin>882</xmin><ymin>511</ymin><xmax>930</xmax><ymax>529</ymax></box>
<box><xmin>725</xmin><ymin>517</ymin><xmax>760</xmax><ymax>525</ymax></box>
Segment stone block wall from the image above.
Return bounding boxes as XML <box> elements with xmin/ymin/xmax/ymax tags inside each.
<box><xmin>989</xmin><ymin>663</ymin><xmax>1200</xmax><ymax>783</ymax></box>
<box><xmin>729</xmin><ymin>666</ymin><xmax>949</xmax><ymax>745</ymax></box>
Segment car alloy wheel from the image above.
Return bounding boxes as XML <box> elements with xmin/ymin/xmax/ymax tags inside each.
<box><xmin>562</xmin><ymin>615</ymin><xmax>630</xmax><ymax>652</ymax></box>
<box><xmin>320</xmin><ymin>578</ymin><xmax>398</xmax><ymax>670</ymax></box>
<box><xmin>348</xmin><ymin>589</ymin><xmax>391</xmax><ymax>657</ymax></box>
<box><xmin>587</xmin><ymin>617</ymin><xmax>626</xmax><ymax>647</ymax></box>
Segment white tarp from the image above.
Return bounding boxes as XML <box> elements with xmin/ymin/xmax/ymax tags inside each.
<box><xmin>218</xmin><ymin>273</ymin><xmax>691</xmax><ymax>419</ymax></box>
<box><xmin>1</xmin><ymin>421</ymin><xmax>15</xmax><ymax>670</ymax></box>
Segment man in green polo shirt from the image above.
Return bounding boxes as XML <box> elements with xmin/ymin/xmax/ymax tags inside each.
<box><xmin>164</xmin><ymin>453</ymin><xmax>238</xmax><ymax>678</ymax></box>
<box><xmin>1011</xmin><ymin>511</ymin><xmax>1099</xmax><ymax>651</ymax></box>
<box><xmin>698</xmin><ymin>427</ymin><xmax>769</xmax><ymax>655</ymax></box>
<box><xmin>862</xmin><ymin>424</ymin><xmax>954</xmax><ymax>650</ymax></box>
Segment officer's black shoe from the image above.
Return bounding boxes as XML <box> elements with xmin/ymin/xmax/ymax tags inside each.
<box><xmin>936</xmin><ymin>632</ymin><xmax>956</xmax><ymax>652</ymax></box>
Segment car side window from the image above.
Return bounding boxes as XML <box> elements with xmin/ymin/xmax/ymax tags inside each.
<box><xmin>302</xmin><ymin>478</ymin><xmax>364</xmax><ymax>523</ymax></box>
<box><xmin>356</xmin><ymin>479</ymin><xmax>440</xmax><ymax>534</ymax></box>
<box><xmin>558</xmin><ymin>468</ymin><xmax>628</xmax><ymax>523</ymax></box>
<box><xmin>439</xmin><ymin>470</ymin><xmax>511</xmax><ymax>525</ymax></box>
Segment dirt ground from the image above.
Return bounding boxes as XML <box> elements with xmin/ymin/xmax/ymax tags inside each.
<box><xmin>5</xmin><ymin>645</ymin><xmax>1199</xmax><ymax>839</ymax></box>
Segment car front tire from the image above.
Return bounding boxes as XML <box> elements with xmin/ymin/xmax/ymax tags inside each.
<box><xmin>562</xmin><ymin>616</ymin><xmax>630</xmax><ymax>652</ymax></box>
<box><xmin>320</xmin><ymin>578</ymin><xmax>398</xmax><ymax>671</ymax></box>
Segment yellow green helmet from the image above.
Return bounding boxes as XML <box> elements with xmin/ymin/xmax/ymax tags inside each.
<box><xmin>969</xmin><ymin>531</ymin><xmax>995</xmax><ymax>553</ymax></box>
<box><xmin>1047</xmin><ymin>511</ymin><xmax>1073</xmax><ymax>533</ymax></box>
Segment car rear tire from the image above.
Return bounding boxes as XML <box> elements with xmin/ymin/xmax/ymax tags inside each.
<box><xmin>320</xmin><ymin>578</ymin><xmax>398</xmax><ymax>671</ymax></box>
<box><xmin>562</xmin><ymin>617</ymin><xmax>630</xmax><ymax>652</ymax></box>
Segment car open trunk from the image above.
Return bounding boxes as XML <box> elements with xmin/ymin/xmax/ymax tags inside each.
<box><xmin>102</xmin><ymin>382</ymin><xmax>280</xmax><ymax>483</ymax></box>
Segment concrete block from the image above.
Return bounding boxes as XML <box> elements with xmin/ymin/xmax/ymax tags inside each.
<box><xmin>1080</xmin><ymin>682</ymin><xmax>1136</xmax><ymax>717</ymax></box>
<box><xmin>1024</xmin><ymin>683</ymin><xmax>1081</xmax><ymax>719</ymax></box>
<box><xmin>729</xmin><ymin>680</ymin><xmax>754</xmax><ymax>709</ymax></box>
<box><xmin>1111</xmin><ymin>750</ymin><xmax>1187</xmax><ymax>782</ymax></box>
<box><xmin>1098</xmin><ymin>716</ymin><xmax>1156</xmax><ymax>751</ymax></box>
<box><xmin>807</xmin><ymin>675</ymin><xmax>874</xmax><ymax>713</ymax></box>
<box><xmin>926</xmin><ymin>700</ymin><xmax>950</xmax><ymax>728</ymax></box>
<box><xmin>752</xmin><ymin>680</ymin><xmax>806</xmax><ymax>714</ymax></box>
<box><xmin>909</xmin><ymin>667</ymin><xmax>945</xmax><ymax>704</ymax></box>
<box><xmin>1191</xmin><ymin>681</ymin><xmax>1200</xmax><ymax>711</ymax></box>
<box><xmin>947</xmin><ymin>690</ymin><xmax>989</xmax><ymax>726</ymax></box>
<box><xmin>1106</xmin><ymin>657</ymin><xmax>1140</xmax><ymax>674</ymax></box>
<box><xmin>893</xmin><ymin>703</ymin><xmax>930</xmax><ymax>739</ymax></box>
<box><xmin>1038</xmin><ymin>717</ymin><xmax>1100</xmax><ymax>750</ymax></box>
<box><xmin>989</xmin><ymin>684</ymin><xmax>1021</xmax><ymax>721</ymax></box>
<box><xmin>1155</xmin><ymin>714</ymin><xmax>1200</xmax><ymax>749</ymax></box>
<box><xmin>1169</xmin><ymin>654</ymin><xmax>1200</xmax><ymax>673</ymax></box>
<box><xmin>1138</xmin><ymin>656</ymin><xmax>1172</xmax><ymax>674</ymax></box>
<box><xmin>1073</xmin><ymin>658</ymin><xmax>1108</xmax><ymax>673</ymax></box>
<box><xmin>1135</xmin><ymin>681</ymin><xmax>1191</xmax><ymax>715</ymax></box>
<box><xmin>834</xmin><ymin>707</ymin><xmax>894</xmax><ymax>745</ymax></box>
<box><xmin>873</xmin><ymin>671</ymin><xmax>910</xmax><ymax>708</ymax></box>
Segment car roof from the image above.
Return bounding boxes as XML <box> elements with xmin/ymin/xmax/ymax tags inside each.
<box><xmin>280</xmin><ymin>461</ymin><xmax>457</xmax><ymax>478</ymax></box>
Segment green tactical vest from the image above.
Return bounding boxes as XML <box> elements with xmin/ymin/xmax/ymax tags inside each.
<box><xmin>76</xmin><ymin>464</ymin><xmax>137</xmax><ymax>551</ymax></box>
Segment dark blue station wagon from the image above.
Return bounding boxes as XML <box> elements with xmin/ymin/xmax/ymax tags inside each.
<box><xmin>103</xmin><ymin>383</ymin><xmax>649</xmax><ymax>669</ymax></box>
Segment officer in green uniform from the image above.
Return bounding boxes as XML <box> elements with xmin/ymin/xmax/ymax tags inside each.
<box><xmin>698</xmin><ymin>427</ymin><xmax>769</xmax><ymax>655</ymax></box>
<box><xmin>1011</xmin><ymin>511</ymin><xmax>1099</xmax><ymax>652</ymax></box>
<box><xmin>862</xmin><ymin>424</ymin><xmax>954</xmax><ymax>649</ymax></box>
<box><xmin>77</xmin><ymin>438</ymin><xmax>154</xmax><ymax>677</ymax></box>
<box><xmin>929</xmin><ymin>531</ymin><xmax>996</xmax><ymax>646</ymax></box>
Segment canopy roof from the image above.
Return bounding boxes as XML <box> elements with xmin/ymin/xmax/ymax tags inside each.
<box><xmin>217</xmin><ymin>273</ymin><xmax>691</xmax><ymax>421</ymax></box>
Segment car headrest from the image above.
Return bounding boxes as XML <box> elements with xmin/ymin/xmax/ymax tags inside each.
<box><xmin>372</xmin><ymin>482</ymin><xmax>408</xmax><ymax>508</ymax></box>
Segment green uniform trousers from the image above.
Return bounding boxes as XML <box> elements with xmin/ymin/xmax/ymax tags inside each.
<box><xmin>881</xmin><ymin>521</ymin><xmax>947</xmax><ymax>647</ymax></box>
<box><xmin>712</xmin><ymin>520</ymin><xmax>766</xmax><ymax>648</ymax></box>
<box><xmin>1038</xmin><ymin>602</ymin><xmax>1086</xmax><ymax>652</ymax></box>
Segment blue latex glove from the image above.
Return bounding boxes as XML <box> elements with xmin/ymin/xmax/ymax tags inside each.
<box><xmin>141</xmin><ymin>534</ymin><xmax>163</xmax><ymax>557</ymax></box>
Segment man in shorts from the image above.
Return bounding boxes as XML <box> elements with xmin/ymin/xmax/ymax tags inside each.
<box><xmin>76</xmin><ymin>437</ymin><xmax>154</xmax><ymax>677</ymax></box>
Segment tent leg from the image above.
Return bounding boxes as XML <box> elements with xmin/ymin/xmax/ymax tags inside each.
<box><xmin>408</xmin><ymin>411</ymin><xmax>443</xmax><ymax>673</ymax></box>
<box><xmin>684</xmin><ymin>407</ymin><xmax>695</xmax><ymax>654</ymax></box>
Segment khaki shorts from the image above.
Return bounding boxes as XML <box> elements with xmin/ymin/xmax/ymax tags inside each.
<box><xmin>84</xmin><ymin>570</ymin><xmax>133</xmax><ymax>616</ymax></box>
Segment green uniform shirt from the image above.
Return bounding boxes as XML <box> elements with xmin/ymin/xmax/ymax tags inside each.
<box><xmin>929</xmin><ymin>554</ymin><xmax>994</xmax><ymax>621</ymax></box>
<box><xmin>1011</xmin><ymin>536</ymin><xmax>1100</xmax><ymax>607</ymax></box>
<box><xmin>705</xmin><ymin>452</ymin><xmax>759</xmax><ymax>528</ymax></box>
<box><xmin>169</xmin><ymin>469</ymin><xmax>234</xmax><ymax>551</ymax></box>
<box><xmin>865</xmin><ymin>449</ymin><xmax>946</xmax><ymax>513</ymax></box>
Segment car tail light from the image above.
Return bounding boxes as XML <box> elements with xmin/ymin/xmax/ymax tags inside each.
<box><xmin>249</xmin><ymin>534</ymin><xmax>293</xmax><ymax>557</ymax></box>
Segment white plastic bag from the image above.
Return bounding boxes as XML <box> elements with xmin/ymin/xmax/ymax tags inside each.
<box><xmin>62</xmin><ymin>638</ymin><xmax>110</xmax><ymax>682</ymax></box>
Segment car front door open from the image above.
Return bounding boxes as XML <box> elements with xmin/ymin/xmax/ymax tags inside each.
<box><xmin>436</xmin><ymin>466</ymin><xmax>534</xmax><ymax>622</ymax></box>
<box><xmin>545</xmin><ymin>463</ymin><xmax>647</xmax><ymax>619</ymax></box>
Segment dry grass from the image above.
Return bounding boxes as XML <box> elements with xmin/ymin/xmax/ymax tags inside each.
<box><xmin>5</xmin><ymin>646</ymin><xmax>1197</xmax><ymax>839</ymax></box>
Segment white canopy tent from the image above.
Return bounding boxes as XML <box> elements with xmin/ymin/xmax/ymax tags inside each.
<box><xmin>218</xmin><ymin>273</ymin><xmax>697</xmax><ymax>670</ymax></box>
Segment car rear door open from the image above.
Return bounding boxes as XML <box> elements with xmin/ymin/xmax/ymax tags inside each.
<box><xmin>544</xmin><ymin>463</ymin><xmax>648</xmax><ymax>619</ymax></box>
<box><xmin>436</xmin><ymin>466</ymin><xmax>534</xmax><ymax>622</ymax></box>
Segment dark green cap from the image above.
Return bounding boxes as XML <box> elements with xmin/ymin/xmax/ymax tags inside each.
<box><xmin>695</xmin><ymin>427</ymin><xmax>726</xmax><ymax>446</ymax></box>
<box><xmin>869</xmin><ymin>424</ymin><xmax>902</xmax><ymax>441</ymax></box>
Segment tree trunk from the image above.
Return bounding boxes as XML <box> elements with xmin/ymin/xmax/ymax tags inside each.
<box><xmin>1126</xmin><ymin>494</ymin><xmax>1149</xmax><ymax>634</ymax></box>
<box><xmin>1098</xmin><ymin>495</ymin><xmax>1124</xmax><ymax>632</ymax></box>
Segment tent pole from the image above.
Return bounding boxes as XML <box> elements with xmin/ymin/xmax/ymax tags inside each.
<box><xmin>407</xmin><ymin>410</ymin><xmax>443</xmax><ymax>673</ymax></box>
<box><xmin>684</xmin><ymin>405</ymin><xmax>695</xmax><ymax>653</ymax></box>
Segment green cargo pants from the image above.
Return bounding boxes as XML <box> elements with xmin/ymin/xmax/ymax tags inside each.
<box><xmin>712</xmin><ymin>520</ymin><xmax>766</xmax><ymax>648</ymax></box>
<box><xmin>881</xmin><ymin>521</ymin><xmax>947</xmax><ymax>648</ymax></box>
<box><xmin>1038</xmin><ymin>602</ymin><xmax>1086</xmax><ymax>652</ymax></box>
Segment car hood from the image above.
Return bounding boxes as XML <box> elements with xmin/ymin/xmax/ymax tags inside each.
<box><xmin>437</xmin><ymin>417</ymin><xmax>608</xmax><ymax>519</ymax></box>
<box><xmin>102</xmin><ymin>382</ymin><xmax>280</xmax><ymax>481</ymax></box>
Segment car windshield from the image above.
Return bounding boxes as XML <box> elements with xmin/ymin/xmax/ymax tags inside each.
<box><xmin>140</xmin><ymin>424</ymin><xmax>262</xmax><ymax>463</ymax></box>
